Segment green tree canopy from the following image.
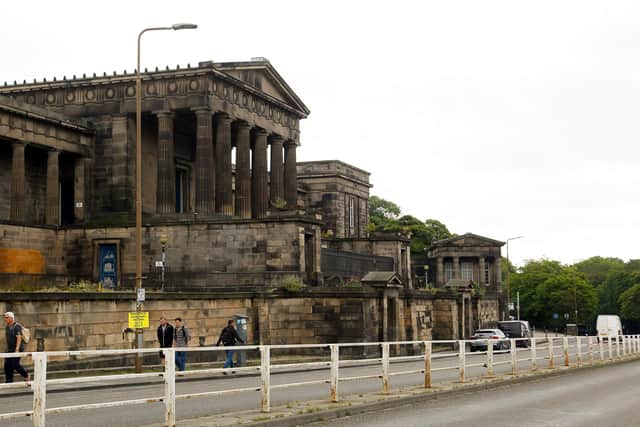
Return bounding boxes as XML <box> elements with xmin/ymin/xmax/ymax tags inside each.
<box><xmin>573</xmin><ymin>256</ymin><xmax>624</xmax><ymax>288</ymax></box>
<box><xmin>619</xmin><ymin>283</ymin><xmax>640</xmax><ymax>322</ymax></box>
<box><xmin>509</xmin><ymin>259</ymin><xmax>565</xmax><ymax>324</ymax></box>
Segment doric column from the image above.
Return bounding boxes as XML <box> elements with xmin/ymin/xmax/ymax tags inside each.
<box><xmin>193</xmin><ymin>108</ymin><xmax>215</xmax><ymax>214</ymax></box>
<box><xmin>436</xmin><ymin>257</ymin><xmax>444</xmax><ymax>287</ymax></box>
<box><xmin>156</xmin><ymin>111</ymin><xmax>176</xmax><ymax>214</ymax></box>
<box><xmin>74</xmin><ymin>157</ymin><xmax>87</xmax><ymax>222</ymax></box>
<box><xmin>234</xmin><ymin>122</ymin><xmax>251</xmax><ymax>218</ymax></box>
<box><xmin>269</xmin><ymin>135</ymin><xmax>284</xmax><ymax>206</ymax></box>
<box><xmin>452</xmin><ymin>256</ymin><xmax>460</xmax><ymax>280</ymax></box>
<box><xmin>111</xmin><ymin>115</ymin><xmax>134</xmax><ymax>211</ymax></box>
<box><xmin>251</xmin><ymin>129</ymin><xmax>269</xmax><ymax>219</ymax></box>
<box><xmin>284</xmin><ymin>140</ymin><xmax>298</xmax><ymax>208</ymax></box>
<box><xmin>10</xmin><ymin>142</ymin><xmax>26</xmax><ymax>222</ymax></box>
<box><xmin>479</xmin><ymin>256</ymin><xmax>486</xmax><ymax>285</ymax></box>
<box><xmin>46</xmin><ymin>149</ymin><xmax>60</xmax><ymax>225</ymax></box>
<box><xmin>214</xmin><ymin>113</ymin><xmax>233</xmax><ymax>215</ymax></box>
<box><xmin>494</xmin><ymin>257</ymin><xmax>502</xmax><ymax>292</ymax></box>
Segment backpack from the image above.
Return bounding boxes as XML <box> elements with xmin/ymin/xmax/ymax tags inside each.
<box><xmin>18</xmin><ymin>324</ymin><xmax>30</xmax><ymax>344</ymax></box>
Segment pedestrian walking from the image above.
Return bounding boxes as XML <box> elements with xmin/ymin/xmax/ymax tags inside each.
<box><xmin>157</xmin><ymin>316</ymin><xmax>174</xmax><ymax>366</ymax></box>
<box><xmin>216</xmin><ymin>319</ymin><xmax>244</xmax><ymax>372</ymax></box>
<box><xmin>3</xmin><ymin>312</ymin><xmax>29</xmax><ymax>383</ymax></box>
<box><xmin>173</xmin><ymin>317</ymin><xmax>191</xmax><ymax>371</ymax></box>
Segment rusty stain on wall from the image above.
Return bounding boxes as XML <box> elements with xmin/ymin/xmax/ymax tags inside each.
<box><xmin>0</xmin><ymin>248</ymin><xmax>45</xmax><ymax>273</ymax></box>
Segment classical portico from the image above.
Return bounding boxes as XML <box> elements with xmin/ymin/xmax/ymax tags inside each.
<box><xmin>426</xmin><ymin>233</ymin><xmax>505</xmax><ymax>291</ymax></box>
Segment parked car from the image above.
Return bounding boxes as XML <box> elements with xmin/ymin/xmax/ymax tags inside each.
<box><xmin>596</xmin><ymin>315</ymin><xmax>622</xmax><ymax>342</ymax></box>
<box><xmin>497</xmin><ymin>320</ymin><xmax>532</xmax><ymax>347</ymax></box>
<box><xmin>469</xmin><ymin>329</ymin><xmax>510</xmax><ymax>352</ymax></box>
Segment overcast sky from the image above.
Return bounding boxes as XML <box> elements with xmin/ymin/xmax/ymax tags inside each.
<box><xmin>2</xmin><ymin>1</ymin><xmax>638</xmax><ymax>266</ymax></box>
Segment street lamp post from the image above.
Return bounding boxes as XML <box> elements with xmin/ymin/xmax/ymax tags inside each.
<box><xmin>505</xmin><ymin>236</ymin><xmax>524</xmax><ymax>321</ymax></box>
<box><xmin>135</xmin><ymin>23</ymin><xmax>197</xmax><ymax>372</ymax></box>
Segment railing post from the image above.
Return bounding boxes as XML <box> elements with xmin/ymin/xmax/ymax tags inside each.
<box><xmin>636</xmin><ymin>335</ymin><xmax>639</xmax><ymax>354</ymax></box>
<box><xmin>423</xmin><ymin>341</ymin><xmax>432</xmax><ymax>388</ymax></box>
<box><xmin>548</xmin><ymin>338</ymin><xmax>554</xmax><ymax>369</ymax></box>
<box><xmin>458</xmin><ymin>340</ymin><xmax>465</xmax><ymax>383</ymax></box>
<box><xmin>486</xmin><ymin>339</ymin><xmax>494</xmax><ymax>376</ymax></box>
<box><xmin>588</xmin><ymin>336</ymin><xmax>594</xmax><ymax>366</ymax></box>
<box><xmin>576</xmin><ymin>336</ymin><xmax>582</xmax><ymax>367</ymax></box>
<box><xmin>622</xmin><ymin>336</ymin><xmax>626</xmax><ymax>357</ymax></box>
<box><xmin>563</xmin><ymin>336</ymin><xmax>569</xmax><ymax>367</ymax></box>
<box><xmin>510</xmin><ymin>339</ymin><xmax>517</xmax><ymax>374</ymax></box>
<box><xmin>381</xmin><ymin>343</ymin><xmax>390</xmax><ymax>394</ymax></box>
<box><xmin>260</xmin><ymin>345</ymin><xmax>271</xmax><ymax>413</ymax></box>
<box><xmin>32</xmin><ymin>352</ymin><xmax>47</xmax><ymax>427</ymax></box>
<box><xmin>599</xmin><ymin>337</ymin><xmax>604</xmax><ymax>361</ymax></box>
<box><xmin>530</xmin><ymin>338</ymin><xmax>537</xmax><ymax>371</ymax></box>
<box><xmin>616</xmin><ymin>336</ymin><xmax>621</xmax><ymax>359</ymax></box>
<box><xmin>164</xmin><ymin>348</ymin><xmax>176</xmax><ymax>427</ymax></box>
<box><xmin>608</xmin><ymin>337</ymin><xmax>613</xmax><ymax>360</ymax></box>
<box><xmin>330</xmin><ymin>344</ymin><xmax>339</xmax><ymax>402</ymax></box>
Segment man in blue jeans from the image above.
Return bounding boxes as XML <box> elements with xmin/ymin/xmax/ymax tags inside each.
<box><xmin>173</xmin><ymin>318</ymin><xmax>191</xmax><ymax>371</ymax></box>
<box><xmin>216</xmin><ymin>319</ymin><xmax>244</xmax><ymax>373</ymax></box>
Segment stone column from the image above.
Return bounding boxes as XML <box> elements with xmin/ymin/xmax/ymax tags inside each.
<box><xmin>452</xmin><ymin>256</ymin><xmax>460</xmax><ymax>280</ymax></box>
<box><xmin>269</xmin><ymin>135</ymin><xmax>284</xmax><ymax>206</ymax></box>
<box><xmin>251</xmin><ymin>129</ymin><xmax>269</xmax><ymax>219</ymax></box>
<box><xmin>193</xmin><ymin>108</ymin><xmax>215</xmax><ymax>214</ymax></box>
<box><xmin>436</xmin><ymin>257</ymin><xmax>444</xmax><ymax>287</ymax></box>
<box><xmin>479</xmin><ymin>256</ymin><xmax>486</xmax><ymax>285</ymax></box>
<box><xmin>284</xmin><ymin>140</ymin><xmax>298</xmax><ymax>208</ymax></box>
<box><xmin>74</xmin><ymin>157</ymin><xmax>87</xmax><ymax>222</ymax></box>
<box><xmin>214</xmin><ymin>113</ymin><xmax>233</xmax><ymax>215</ymax></box>
<box><xmin>10</xmin><ymin>142</ymin><xmax>26</xmax><ymax>222</ymax></box>
<box><xmin>156</xmin><ymin>111</ymin><xmax>176</xmax><ymax>214</ymax></box>
<box><xmin>111</xmin><ymin>115</ymin><xmax>134</xmax><ymax>211</ymax></box>
<box><xmin>494</xmin><ymin>257</ymin><xmax>502</xmax><ymax>292</ymax></box>
<box><xmin>234</xmin><ymin>121</ymin><xmax>251</xmax><ymax>218</ymax></box>
<box><xmin>46</xmin><ymin>149</ymin><xmax>60</xmax><ymax>225</ymax></box>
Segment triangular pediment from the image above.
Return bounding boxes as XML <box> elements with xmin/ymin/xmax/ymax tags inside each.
<box><xmin>215</xmin><ymin>60</ymin><xmax>309</xmax><ymax>117</ymax></box>
<box><xmin>430</xmin><ymin>233</ymin><xmax>505</xmax><ymax>249</ymax></box>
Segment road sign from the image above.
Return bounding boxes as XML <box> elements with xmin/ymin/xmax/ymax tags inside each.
<box><xmin>128</xmin><ymin>312</ymin><xmax>149</xmax><ymax>329</ymax></box>
<box><xmin>136</xmin><ymin>288</ymin><xmax>145</xmax><ymax>303</ymax></box>
<box><xmin>155</xmin><ymin>261</ymin><xmax>164</xmax><ymax>267</ymax></box>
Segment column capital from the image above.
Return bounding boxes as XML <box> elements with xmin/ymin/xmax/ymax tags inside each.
<box><xmin>269</xmin><ymin>134</ymin><xmax>284</xmax><ymax>144</ymax></box>
<box><xmin>214</xmin><ymin>112</ymin><xmax>232</xmax><ymax>125</ymax></box>
<box><xmin>283</xmin><ymin>139</ymin><xmax>298</xmax><ymax>147</ymax></box>
<box><xmin>154</xmin><ymin>110</ymin><xmax>175</xmax><ymax>119</ymax></box>
<box><xmin>234</xmin><ymin>120</ymin><xmax>251</xmax><ymax>131</ymax></box>
<box><xmin>253</xmin><ymin>127</ymin><xmax>268</xmax><ymax>137</ymax></box>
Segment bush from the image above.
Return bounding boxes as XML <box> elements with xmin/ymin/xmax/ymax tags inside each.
<box><xmin>280</xmin><ymin>276</ymin><xmax>306</xmax><ymax>293</ymax></box>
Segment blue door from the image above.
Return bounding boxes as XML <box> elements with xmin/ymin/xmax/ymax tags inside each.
<box><xmin>98</xmin><ymin>244</ymin><xmax>117</xmax><ymax>288</ymax></box>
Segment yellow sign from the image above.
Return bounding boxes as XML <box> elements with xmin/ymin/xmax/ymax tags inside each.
<box><xmin>128</xmin><ymin>312</ymin><xmax>149</xmax><ymax>329</ymax></box>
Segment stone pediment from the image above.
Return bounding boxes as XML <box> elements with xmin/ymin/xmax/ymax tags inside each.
<box><xmin>215</xmin><ymin>60</ymin><xmax>310</xmax><ymax>118</ymax></box>
<box><xmin>430</xmin><ymin>233</ymin><xmax>505</xmax><ymax>249</ymax></box>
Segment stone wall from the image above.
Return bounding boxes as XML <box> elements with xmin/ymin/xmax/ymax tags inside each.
<box><xmin>0</xmin><ymin>290</ymin><xmax>499</xmax><ymax>355</ymax></box>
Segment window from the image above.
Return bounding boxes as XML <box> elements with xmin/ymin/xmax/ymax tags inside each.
<box><xmin>444</xmin><ymin>261</ymin><xmax>453</xmax><ymax>282</ymax></box>
<box><xmin>484</xmin><ymin>260</ymin><xmax>490</xmax><ymax>285</ymax></box>
<box><xmin>175</xmin><ymin>166</ymin><xmax>190</xmax><ymax>213</ymax></box>
<box><xmin>461</xmin><ymin>261</ymin><xmax>473</xmax><ymax>281</ymax></box>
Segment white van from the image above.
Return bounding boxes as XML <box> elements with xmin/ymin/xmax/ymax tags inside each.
<box><xmin>596</xmin><ymin>315</ymin><xmax>622</xmax><ymax>341</ymax></box>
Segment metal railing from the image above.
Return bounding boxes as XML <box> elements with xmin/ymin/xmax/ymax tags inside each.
<box><xmin>1</xmin><ymin>335</ymin><xmax>638</xmax><ymax>427</ymax></box>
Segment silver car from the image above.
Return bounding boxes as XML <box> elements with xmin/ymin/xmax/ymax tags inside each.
<box><xmin>469</xmin><ymin>328</ymin><xmax>510</xmax><ymax>352</ymax></box>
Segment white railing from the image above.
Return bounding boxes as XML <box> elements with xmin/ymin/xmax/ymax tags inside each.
<box><xmin>1</xmin><ymin>335</ymin><xmax>638</xmax><ymax>426</ymax></box>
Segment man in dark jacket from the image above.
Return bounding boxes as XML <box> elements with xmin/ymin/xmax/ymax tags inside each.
<box><xmin>216</xmin><ymin>319</ymin><xmax>244</xmax><ymax>370</ymax></box>
<box><xmin>157</xmin><ymin>316</ymin><xmax>174</xmax><ymax>366</ymax></box>
<box><xmin>3</xmin><ymin>312</ymin><xmax>29</xmax><ymax>383</ymax></box>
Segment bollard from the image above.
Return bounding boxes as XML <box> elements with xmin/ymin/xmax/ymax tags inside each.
<box><xmin>510</xmin><ymin>339</ymin><xmax>517</xmax><ymax>374</ymax></box>
<box><xmin>381</xmin><ymin>343</ymin><xmax>390</xmax><ymax>394</ymax></box>
<box><xmin>330</xmin><ymin>344</ymin><xmax>339</xmax><ymax>402</ymax></box>
<box><xmin>260</xmin><ymin>346</ymin><xmax>271</xmax><ymax>413</ymax></box>
<box><xmin>458</xmin><ymin>340</ymin><xmax>465</xmax><ymax>383</ymax></box>
<box><xmin>32</xmin><ymin>352</ymin><xmax>47</xmax><ymax>427</ymax></box>
<box><xmin>576</xmin><ymin>336</ymin><xmax>582</xmax><ymax>367</ymax></box>
<box><xmin>424</xmin><ymin>341</ymin><xmax>432</xmax><ymax>388</ymax></box>
<box><xmin>164</xmin><ymin>348</ymin><xmax>176</xmax><ymax>427</ymax></box>
<box><xmin>530</xmin><ymin>338</ymin><xmax>537</xmax><ymax>371</ymax></box>
<box><xmin>486</xmin><ymin>339</ymin><xmax>494</xmax><ymax>376</ymax></box>
<box><xmin>548</xmin><ymin>338</ymin><xmax>554</xmax><ymax>369</ymax></box>
<box><xmin>563</xmin><ymin>337</ymin><xmax>569</xmax><ymax>367</ymax></box>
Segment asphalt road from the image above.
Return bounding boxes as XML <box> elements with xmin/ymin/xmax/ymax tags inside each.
<box><xmin>0</xmin><ymin>340</ymin><xmax>614</xmax><ymax>426</ymax></box>
<box><xmin>306</xmin><ymin>359</ymin><xmax>640</xmax><ymax>427</ymax></box>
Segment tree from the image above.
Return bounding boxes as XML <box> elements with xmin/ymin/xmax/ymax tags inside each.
<box><xmin>573</xmin><ymin>256</ymin><xmax>624</xmax><ymax>288</ymax></box>
<box><xmin>509</xmin><ymin>259</ymin><xmax>565</xmax><ymax>325</ymax></box>
<box><xmin>598</xmin><ymin>270</ymin><xmax>640</xmax><ymax>315</ymax></box>
<box><xmin>535</xmin><ymin>268</ymin><xmax>598</xmax><ymax>329</ymax></box>
<box><xmin>619</xmin><ymin>283</ymin><xmax>640</xmax><ymax>322</ymax></box>
<box><xmin>368</xmin><ymin>195</ymin><xmax>401</xmax><ymax>230</ymax></box>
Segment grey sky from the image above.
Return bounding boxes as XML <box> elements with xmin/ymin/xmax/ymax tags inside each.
<box><xmin>2</xmin><ymin>0</ymin><xmax>638</xmax><ymax>266</ymax></box>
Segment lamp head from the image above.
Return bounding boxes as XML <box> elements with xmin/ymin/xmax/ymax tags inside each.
<box><xmin>172</xmin><ymin>23</ymin><xmax>198</xmax><ymax>30</ymax></box>
<box><xmin>160</xmin><ymin>235</ymin><xmax>168</xmax><ymax>245</ymax></box>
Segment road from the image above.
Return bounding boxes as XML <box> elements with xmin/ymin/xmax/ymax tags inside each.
<box><xmin>0</xmin><ymin>340</ymin><xmax>616</xmax><ymax>426</ymax></box>
<box><xmin>307</xmin><ymin>359</ymin><xmax>640</xmax><ymax>427</ymax></box>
